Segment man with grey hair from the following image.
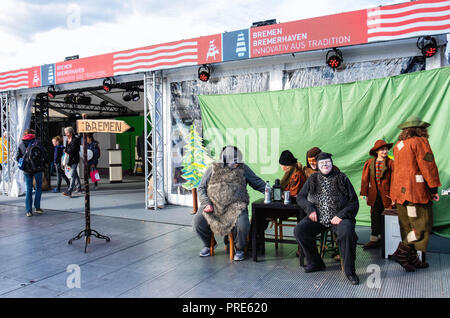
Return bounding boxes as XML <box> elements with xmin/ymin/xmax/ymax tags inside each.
<box><xmin>194</xmin><ymin>145</ymin><xmax>266</xmax><ymax>261</ymax></box>
<box><xmin>63</xmin><ymin>126</ymin><xmax>81</xmax><ymax>197</ymax></box>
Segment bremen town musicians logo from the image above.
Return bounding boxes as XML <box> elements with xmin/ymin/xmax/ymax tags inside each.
<box><xmin>206</xmin><ymin>40</ymin><xmax>220</xmax><ymax>61</ymax></box>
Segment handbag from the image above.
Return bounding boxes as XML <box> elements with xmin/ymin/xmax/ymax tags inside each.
<box><xmin>90</xmin><ymin>169</ymin><xmax>100</xmax><ymax>182</ymax></box>
<box><xmin>61</xmin><ymin>152</ymin><xmax>69</xmax><ymax>167</ymax></box>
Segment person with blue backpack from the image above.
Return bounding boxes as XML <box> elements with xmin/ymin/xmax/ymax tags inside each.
<box><xmin>16</xmin><ymin>129</ymin><xmax>47</xmax><ymax>217</ymax></box>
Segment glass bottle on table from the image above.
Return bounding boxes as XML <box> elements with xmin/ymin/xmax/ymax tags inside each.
<box><xmin>264</xmin><ymin>181</ymin><xmax>272</xmax><ymax>204</ymax></box>
<box><xmin>273</xmin><ymin>179</ymin><xmax>282</xmax><ymax>202</ymax></box>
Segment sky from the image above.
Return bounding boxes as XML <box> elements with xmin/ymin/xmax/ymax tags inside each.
<box><xmin>0</xmin><ymin>0</ymin><xmax>444</xmax><ymax>73</ymax></box>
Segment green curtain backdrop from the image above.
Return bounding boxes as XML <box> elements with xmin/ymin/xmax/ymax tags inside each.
<box><xmin>199</xmin><ymin>66</ymin><xmax>450</xmax><ymax>238</ymax></box>
<box><xmin>115</xmin><ymin>116</ymin><xmax>144</xmax><ymax>171</ymax></box>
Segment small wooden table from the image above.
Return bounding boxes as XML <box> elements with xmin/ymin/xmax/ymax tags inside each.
<box><xmin>251</xmin><ymin>198</ymin><xmax>304</xmax><ymax>262</ymax></box>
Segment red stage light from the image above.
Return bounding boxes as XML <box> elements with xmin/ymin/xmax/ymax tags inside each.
<box><xmin>47</xmin><ymin>86</ymin><xmax>56</xmax><ymax>98</ymax></box>
<box><xmin>198</xmin><ymin>65</ymin><xmax>211</xmax><ymax>82</ymax></box>
<box><xmin>102</xmin><ymin>77</ymin><xmax>114</xmax><ymax>92</ymax></box>
<box><xmin>326</xmin><ymin>48</ymin><xmax>343</xmax><ymax>69</ymax></box>
<box><xmin>418</xmin><ymin>37</ymin><xmax>437</xmax><ymax>58</ymax></box>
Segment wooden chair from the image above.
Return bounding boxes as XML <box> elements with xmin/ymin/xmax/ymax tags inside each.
<box><xmin>271</xmin><ymin>217</ymin><xmax>299</xmax><ymax>248</ymax></box>
<box><xmin>318</xmin><ymin>228</ymin><xmax>343</xmax><ymax>271</ymax></box>
<box><xmin>210</xmin><ymin>232</ymin><xmax>235</xmax><ymax>261</ymax></box>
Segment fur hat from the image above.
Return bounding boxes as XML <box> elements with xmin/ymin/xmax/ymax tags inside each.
<box><xmin>316</xmin><ymin>152</ymin><xmax>332</xmax><ymax>162</ymax></box>
<box><xmin>279</xmin><ymin>150</ymin><xmax>297</xmax><ymax>166</ymax></box>
<box><xmin>219</xmin><ymin>145</ymin><xmax>243</xmax><ymax>166</ymax></box>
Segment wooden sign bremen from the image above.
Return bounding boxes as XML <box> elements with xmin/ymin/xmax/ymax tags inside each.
<box><xmin>77</xmin><ymin>119</ymin><xmax>131</xmax><ymax>134</ymax></box>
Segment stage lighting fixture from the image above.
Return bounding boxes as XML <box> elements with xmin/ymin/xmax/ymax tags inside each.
<box><xmin>198</xmin><ymin>65</ymin><xmax>211</xmax><ymax>82</ymax></box>
<box><xmin>131</xmin><ymin>89</ymin><xmax>140</xmax><ymax>102</ymax></box>
<box><xmin>326</xmin><ymin>48</ymin><xmax>343</xmax><ymax>69</ymax></box>
<box><xmin>103</xmin><ymin>77</ymin><xmax>114</xmax><ymax>92</ymax></box>
<box><xmin>64</xmin><ymin>94</ymin><xmax>76</xmax><ymax>104</ymax></box>
<box><xmin>122</xmin><ymin>91</ymin><xmax>132</xmax><ymax>102</ymax></box>
<box><xmin>47</xmin><ymin>86</ymin><xmax>56</xmax><ymax>98</ymax></box>
<box><xmin>417</xmin><ymin>37</ymin><xmax>437</xmax><ymax>58</ymax></box>
<box><xmin>75</xmin><ymin>92</ymin><xmax>91</xmax><ymax>105</ymax></box>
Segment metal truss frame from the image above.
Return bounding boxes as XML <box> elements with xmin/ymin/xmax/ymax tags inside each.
<box><xmin>144</xmin><ymin>71</ymin><xmax>165</xmax><ymax>209</ymax></box>
<box><xmin>0</xmin><ymin>91</ymin><xmax>18</xmax><ymax>196</ymax></box>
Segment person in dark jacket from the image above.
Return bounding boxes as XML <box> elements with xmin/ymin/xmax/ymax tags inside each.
<box><xmin>294</xmin><ymin>152</ymin><xmax>360</xmax><ymax>285</ymax></box>
<box><xmin>16</xmin><ymin>129</ymin><xmax>46</xmax><ymax>217</ymax></box>
<box><xmin>87</xmin><ymin>133</ymin><xmax>100</xmax><ymax>190</ymax></box>
<box><xmin>51</xmin><ymin>135</ymin><xmax>70</xmax><ymax>193</ymax></box>
<box><xmin>194</xmin><ymin>145</ymin><xmax>266</xmax><ymax>261</ymax></box>
<box><xmin>63</xmin><ymin>126</ymin><xmax>81</xmax><ymax>197</ymax></box>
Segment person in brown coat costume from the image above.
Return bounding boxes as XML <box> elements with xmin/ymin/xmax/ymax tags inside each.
<box><xmin>390</xmin><ymin>115</ymin><xmax>441</xmax><ymax>272</ymax></box>
<box><xmin>303</xmin><ymin>147</ymin><xmax>322</xmax><ymax>178</ymax></box>
<box><xmin>360</xmin><ymin>140</ymin><xmax>394</xmax><ymax>249</ymax></box>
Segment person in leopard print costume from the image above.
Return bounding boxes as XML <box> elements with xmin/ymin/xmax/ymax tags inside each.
<box><xmin>294</xmin><ymin>152</ymin><xmax>360</xmax><ymax>285</ymax></box>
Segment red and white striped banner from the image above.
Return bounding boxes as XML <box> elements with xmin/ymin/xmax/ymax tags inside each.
<box><xmin>367</xmin><ymin>0</ymin><xmax>450</xmax><ymax>42</ymax></box>
<box><xmin>113</xmin><ymin>40</ymin><xmax>199</xmax><ymax>76</ymax></box>
<box><xmin>1</xmin><ymin>0</ymin><xmax>449</xmax><ymax>92</ymax></box>
<box><xmin>0</xmin><ymin>70</ymin><xmax>29</xmax><ymax>91</ymax></box>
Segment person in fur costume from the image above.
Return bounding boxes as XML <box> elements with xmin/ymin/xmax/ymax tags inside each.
<box><xmin>295</xmin><ymin>152</ymin><xmax>360</xmax><ymax>285</ymax></box>
<box><xmin>194</xmin><ymin>146</ymin><xmax>266</xmax><ymax>261</ymax></box>
<box><xmin>390</xmin><ymin>115</ymin><xmax>441</xmax><ymax>272</ymax></box>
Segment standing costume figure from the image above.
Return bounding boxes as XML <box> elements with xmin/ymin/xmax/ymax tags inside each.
<box><xmin>194</xmin><ymin>146</ymin><xmax>266</xmax><ymax>261</ymax></box>
<box><xmin>360</xmin><ymin>140</ymin><xmax>394</xmax><ymax>249</ymax></box>
<box><xmin>390</xmin><ymin>116</ymin><xmax>441</xmax><ymax>271</ymax></box>
<box><xmin>295</xmin><ymin>152</ymin><xmax>360</xmax><ymax>285</ymax></box>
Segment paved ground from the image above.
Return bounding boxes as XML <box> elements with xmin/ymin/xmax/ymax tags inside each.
<box><xmin>0</xmin><ymin>204</ymin><xmax>448</xmax><ymax>298</ymax></box>
<box><xmin>0</xmin><ymin>177</ymin><xmax>195</xmax><ymax>226</ymax></box>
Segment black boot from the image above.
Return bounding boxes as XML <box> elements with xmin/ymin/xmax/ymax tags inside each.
<box><xmin>392</xmin><ymin>242</ymin><xmax>416</xmax><ymax>272</ymax></box>
<box><xmin>408</xmin><ymin>247</ymin><xmax>429</xmax><ymax>269</ymax></box>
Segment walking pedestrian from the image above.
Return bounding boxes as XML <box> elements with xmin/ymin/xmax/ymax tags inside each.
<box><xmin>16</xmin><ymin>129</ymin><xmax>47</xmax><ymax>217</ymax></box>
<box><xmin>51</xmin><ymin>136</ymin><xmax>70</xmax><ymax>193</ymax></box>
<box><xmin>87</xmin><ymin>133</ymin><xmax>101</xmax><ymax>190</ymax></box>
<box><xmin>63</xmin><ymin>127</ymin><xmax>81</xmax><ymax>197</ymax></box>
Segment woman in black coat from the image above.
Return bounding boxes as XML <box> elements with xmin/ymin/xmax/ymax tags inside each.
<box><xmin>63</xmin><ymin>126</ymin><xmax>81</xmax><ymax>197</ymax></box>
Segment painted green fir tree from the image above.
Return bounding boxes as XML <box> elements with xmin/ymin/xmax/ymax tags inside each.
<box><xmin>181</xmin><ymin>124</ymin><xmax>212</xmax><ymax>190</ymax></box>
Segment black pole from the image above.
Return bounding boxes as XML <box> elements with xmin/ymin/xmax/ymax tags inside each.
<box><xmin>68</xmin><ymin>113</ymin><xmax>110</xmax><ymax>252</ymax></box>
<box><xmin>82</xmin><ymin>113</ymin><xmax>90</xmax><ymax>252</ymax></box>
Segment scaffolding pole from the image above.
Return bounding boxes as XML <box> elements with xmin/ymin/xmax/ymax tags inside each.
<box><xmin>0</xmin><ymin>92</ymin><xmax>8</xmax><ymax>195</ymax></box>
<box><xmin>0</xmin><ymin>91</ymin><xmax>18</xmax><ymax>196</ymax></box>
<box><xmin>144</xmin><ymin>71</ymin><xmax>165</xmax><ymax>209</ymax></box>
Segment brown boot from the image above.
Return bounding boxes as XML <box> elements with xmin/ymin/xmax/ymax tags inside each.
<box><xmin>392</xmin><ymin>242</ymin><xmax>416</xmax><ymax>272</ymax></box>
<box><xmin>363</xmin><ymin>240</ymin><xmax>381</xmax><ymax>249</ymax></box>
<box><xmin>408</xmin><ymin>247</ymin><xmax>429</xmax><ymax>269</ymax></box>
